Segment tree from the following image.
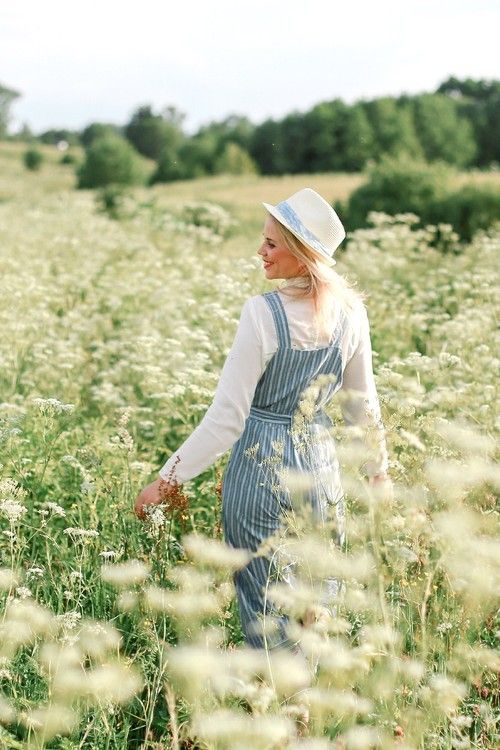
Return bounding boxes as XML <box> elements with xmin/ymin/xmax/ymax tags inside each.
<box><xmin>362</xmin><ymin>97</ymin><xmax>422</xmax><ymax>161</ymax></box>
<box><xmin>214</xmin><ymin>142</ymin><xmax>258</xmax><ymax>175</ymax></box>
<box><xmin>411</xmin><ymin>94</ymin><xmax>476</xmax><ymax>167</ymax></box>
<box><xmin>436</xmin><ymin>77</ymin><xmax>500</xmax><ymax>166</ymax></box>
<box><xmin>80</xmin><ymin>123</ymin><xmax>121</xmax><ymax>148</ymax></box>
<box><xmin>39</xmin><ymin>128</ymin><xmax>80</xmax><ymax>146</ymax></box>
<box><xmin>124</xmin><ymin>105</ymin><xmax>185</xmax><ymax>161</ymax></box>
<box><xmin>192</xmin><ymin>115</ymin><xmax>254</xmax><ymax>164</ymax></box>
<box><xmin>250</xmin><ymin>119</ymin><xmax>288</xmax><ymax>175</ymax></box>
<box><xmin>436</xmin><ymin>76</ymin><xmax>500</xmax><ymax>101</ymax></box>
<box><xmin>77</xmin><ymin>134</ymin><xmax>146</xmax><ymax>188</ymax></box>
<box><xmin>178</xmin><ymin>133</ymin><xmax>219</xmax><ymax>178</ymax></box>
<box><xmin>0</xmin><ymin>82</ymin><xmax>21</xmax><ymax>137</ymax></box>
<box><xmin>337</xmin><ymin>104</ymin><xmax>375</xmax><ymax>171</ymax></box>
<box><xmin>301</xmin><ymin>100</ymin><xmax>346</xmax><ymax>172</ymax></box>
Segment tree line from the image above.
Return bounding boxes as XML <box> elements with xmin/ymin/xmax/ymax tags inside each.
<box><xmin>2</xmin><ymin>77</ymin><xmax>499</xmax><ymax>182</ymax></box>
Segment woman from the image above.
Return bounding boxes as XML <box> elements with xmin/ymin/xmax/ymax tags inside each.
<box><xmin>135</xmin><ymin>188</ymin><xmax>391</xmax><ymax>649</ymax></box>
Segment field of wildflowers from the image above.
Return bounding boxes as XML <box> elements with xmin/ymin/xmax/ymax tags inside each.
<box><xmin>0</xmin><ymin>144</ymin><xmax>499</xmax><ymax>749</ymax></box>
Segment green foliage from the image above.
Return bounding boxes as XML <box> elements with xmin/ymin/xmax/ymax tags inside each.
<box><xmin>341</xmin><ymin>156</ymin><xmax>452</xmax><ymax>230</ymax></box>
<box><xmin>77</xmin><ymin>134</ymin><xmax>147</xmax><ymax>189</ymax></box>
<box><xmin>59</xmin><ymin>152</ymin><xmax>77</xmax><ymax>165</ymax></box>
<box><xmin>178</xmin><ymin>134</ymin><xmax>218</xmax><ymax>178</ymax></box>
<box><xmin>429</xmin><ymin>184</ymin><xmax>500</xmax><ymax>242</ymax></box>
<box><xmin>361</xmin><ymin>97</ymin><xmax>423</xmax><ymax>161</ymax></box>
<box><xmin>214</xmin><ymin>142</ymin><xmax>258</xmax><ymax>175</ymax></box>
<box><xmin>411</xmin><ymin>94</ymin><xmax>477</xmax><ymax>166</ymax></box>
<box><xmin>149</xmin><ymin>145</ymin><xmax>186</xmax><ymax>183</ymax></box>
<box><xmin>249</xmin><ymin>118</ymin><xmax>288</xmax><ymax>175</ymax></box>
<box><xmin>80</xmin><ymin>122</ymin><xmax>121</xmax><ymax>148</ymax></box>
<box><xmin>38</xmin><ymin>128</ymin><xmax>80</xmax><ymax>146</ymax></box>
<box><xmin>0</xmin><ymin>81</ymin><xmax>21</xmax><ymax>137</ymax></box>
<box><xmin>124</xmin><ymin>105</ymin><xmax>184</xmax><ymax>161</ymax></box>
<box><xmin>341</xmin><ymin>156</ymin><xmax>500</xmax><ymax>242</ymax></box>
<box><xmin>23</xmin><ymin>147</ymin><xmax>44</xmax><ymax>171</ymax></box>
<box><xmin>94</xmin><ymin>185</ymin><xmax>132</xmax><ymax>220</ymax></box>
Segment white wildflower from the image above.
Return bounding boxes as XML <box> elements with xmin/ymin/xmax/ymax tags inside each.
<box><xmin>77</xmin><ymin>620</ymin><xmax>122</xmax><ymax>658</ymax></box>
<box><xmin>99</xmin><ymin>549</ymin><xmax>119</xmax><ymax>560</ymax></box>
<box><xmin>32</xmin><ymin>397</ymin><xmax>75</xmax><ymax>415</ymax></box>
<box><xmin>43</xmin><ymin>502</ymin><xmax>66</xmax><ymax>517</ymax></box>
<box><xmin>21</xmin><ymin>703</ymin><xmax>77</xmax><ymax>740</ymax></box>
<box><xmin>64</xmin><ymin>527</ymin><xmax>99</xmax><ymax>539</ymax></box>
<box><xmin>427</xmin><ymin>675</ymin><xmax>468</xmax><ymax>714</ymax></box>
<box><xmin>303</xmin><ymin>687</ymin><xmax>373</xmax><ymax>716</ymax></box>
<box><xmin>342</xmin><ymin>724</ymin><xmax>384</xmax><ymax>749</ymax></box>
<box><xmin>27</xmin><ymin>566</ymin><xmax>44</xmax><ymax>578</ymax></box>
<box><xmin>101</xmin><ymin>559</ymin><xmax>150</xmax><ymax>587</ymax></box>
<box><xmin>84</xmin><ymin>663</ymin><xmax>142</xmax><ymax>703</ymax></box>
<box><xmin>0</xmin><ymin>499</ymin><xmax>27</xmax><ymax>522</ymax></box>
<box><xmin>0</xmin><ymin>568</ymin><xmax>18</xmax><ymax>590</ymax></box>
<box><xmin>144</xmin><ymin>585</ymin><xmax>220</xmax><ymax>620</ymax></box>
<box><xmin>183</xmin><ymin>533</ymin><xmax>252</xmax><ymax>571</ymax></box>
<box><xmin>56</xmin><ymin>610</ymin><xmax>82</xmax><ymax>630</ymax></box>
<box><xmin>15</xmin><ymin>586</ymin><xmax>32</xmax><ymax>599</ymax></box>
<box><xmin>192</xmin><ymin>709</ymin><xmax>295</xmax><ymax>747</ymax></box>
<box><xmin>0</xmin><ymin>694</ymin><xmax>16</xmax><ymax>724</ymax></box>
<box><xmin>116</xmin><ymin>590</ymin><xmax>139</xmax><ymax>612</ymax></box>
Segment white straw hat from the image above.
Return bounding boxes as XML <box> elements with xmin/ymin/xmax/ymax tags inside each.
<box><xmin>263</xmin><ymin>187</ymin><xmax>345</xmax><ymax>266</ymax></box>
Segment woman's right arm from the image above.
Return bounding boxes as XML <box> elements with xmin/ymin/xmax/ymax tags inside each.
<box><xmin>339</xmin><ymin>304</ymin><xmax>389</xmax><ymax>479</ymax></box>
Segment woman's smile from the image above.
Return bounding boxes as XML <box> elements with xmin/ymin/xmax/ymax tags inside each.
<box><xmin>258</xmin><ymin>216</ymin><xmax>304</xmax><ymax>279</ymax></box>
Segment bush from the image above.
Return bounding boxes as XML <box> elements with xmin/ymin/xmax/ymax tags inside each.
<box><xmin>59</xmin><ymin>152</ymin><xmax>77</xmax><ymax>165</ymax></box>
<box><xmin>23</xmin><ymin>148</ymin><xmax>43</xmax><ymax>171</ymax></box>
<box><xmin>179</xmin><ymin>202</ymin><xmax>235</xmax><ymax>238</ymax></box>
<box><xmin>429</xmin><ymin>184</ymin><xmax>500</xmax><ymax>242</ymax></box>
<box><xmin>339</xmin><ymin>156</ymin><xmax>500</xmax><ymax>242</ymax></box>
<box><xmin>340</xmin><ymin>156</ymin><xmax>452</xmax><ymax>230</ymax></box>
<box><xmin>77</xmin><ymin>134</ymin><xmax>146</xmax><ymax>189</ymax></box>
<box><xmin>94</xmin><ymin>185</ymin><xmax>132</xmax><ymax>220</ymax></box>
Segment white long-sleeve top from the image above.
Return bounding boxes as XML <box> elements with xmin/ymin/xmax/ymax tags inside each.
<box><xmin>159</xmin><ymin>279</ymin><xmax>389</xmax><ymax>484</ymax></box>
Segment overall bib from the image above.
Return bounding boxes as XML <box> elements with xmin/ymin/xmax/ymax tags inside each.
<box><xmin>222</xmin><ymin>290</ymin><xmax>348</xmax><ymax>649</ymax></box>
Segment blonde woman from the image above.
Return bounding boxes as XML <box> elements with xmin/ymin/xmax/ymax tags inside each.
<box><xmin>135</xmin><ymin>188</ymin><xmax>391</xmax><ymax>648</ymax></box>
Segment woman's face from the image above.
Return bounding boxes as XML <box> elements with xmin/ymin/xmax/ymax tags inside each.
<box><xmin>258</xmin><ymin>216</ymin><xmax>306</xmax><ymax>280</ymax></box>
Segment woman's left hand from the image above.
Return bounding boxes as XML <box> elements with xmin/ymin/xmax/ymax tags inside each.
<box><xmin>134</xmin><ymin>477</ymin><xmax>176</xmax><ymax>520</ymax></box>
<box><xmin>368</xmin><ymin>473</ymin><xmax>394</xmax><ymax>501</ymax></box>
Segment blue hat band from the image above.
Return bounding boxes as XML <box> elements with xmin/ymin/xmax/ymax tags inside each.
<box><xmin>275</xmin><ymin>200</ymin><xmax>332</xmax><ymax>260</ymax></box>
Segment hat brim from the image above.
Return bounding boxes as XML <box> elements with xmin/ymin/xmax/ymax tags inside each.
<box><xmin>262</xmin><ymin>202</ymin><xmax>337</xmax><ymax>267</ymax></box>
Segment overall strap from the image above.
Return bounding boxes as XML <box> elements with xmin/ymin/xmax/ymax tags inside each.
<box><xmin>262</xmin><ymin>291</ymin><xmax>292</xmax><ymax>349</ymax></box>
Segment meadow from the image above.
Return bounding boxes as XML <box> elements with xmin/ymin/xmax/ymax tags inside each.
<box><xmin>0</xmin><ymin>142</ymin><xmax>498</xmax><ymax>749</ymax></box>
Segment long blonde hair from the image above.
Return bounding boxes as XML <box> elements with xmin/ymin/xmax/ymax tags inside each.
<box><xmin>269</xmin><ymin>215</ymin><xmax>366</xmax><ymax>338</ymax></box>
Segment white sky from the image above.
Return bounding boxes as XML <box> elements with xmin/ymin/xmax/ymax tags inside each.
<box><xmin>1</xmin><ymin>0</ymin><xmax>499</xmax><ymax>134</ymax></box>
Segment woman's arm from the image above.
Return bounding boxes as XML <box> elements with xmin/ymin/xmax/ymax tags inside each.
<box><xmin>339</xmin><ymin>304</ymin><xmax>389</xmax><ymax>479</ymax></box>
<box><xmin>158</xmin><ymin>297</ymin><xmax>265</xmax><ymax>484</ymax></box>
<box><xmin>135</xmin><ymin>298</ymin><xmax>265</xmax><ymax>518</ymax></box>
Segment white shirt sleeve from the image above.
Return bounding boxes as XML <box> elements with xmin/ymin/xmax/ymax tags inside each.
<box><xmin>339</xmin><ymin>303</ymin><xmax>389</xmax><ymax>477</ymax></box>
<box><xmin>159</xmin><ymin>297</ymin><xmax>265</xmax><ymax>484</ymax></box>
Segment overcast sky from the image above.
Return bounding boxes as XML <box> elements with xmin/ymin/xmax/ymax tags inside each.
<box><xmin>1</xmin><ymin>0</ymin><xmax>499</xmax><ymax>134</ymax></box>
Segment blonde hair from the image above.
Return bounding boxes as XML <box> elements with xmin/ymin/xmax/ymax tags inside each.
<box><xmin>269</xmin><ymin>215</ymin><xmax>366</xmax><ymax>339</ymax></box>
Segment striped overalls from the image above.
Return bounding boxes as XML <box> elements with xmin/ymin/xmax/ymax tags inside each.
<box><xmin>222</xmin><ymin>290</ymin><xmax>347</xmax><ymax>649</ymax></box>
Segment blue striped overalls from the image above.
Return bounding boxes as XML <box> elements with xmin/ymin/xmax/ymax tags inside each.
<box><xmin>222</xmin><ymin>290</ymin><xmax>348</xmax><ymax>649</ymax></box>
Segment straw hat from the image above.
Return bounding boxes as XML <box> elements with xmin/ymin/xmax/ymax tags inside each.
<box><xmin>263</xmin><ymin>187</ymin><xmax>345</xmax><ymax>266</ymax></box>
